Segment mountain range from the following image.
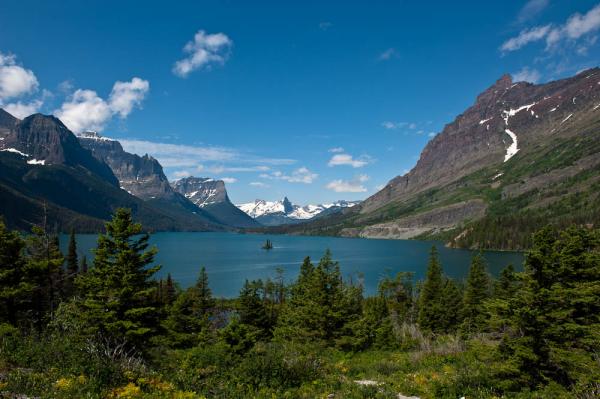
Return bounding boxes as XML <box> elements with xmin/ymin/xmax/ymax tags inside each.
<box><xmin>237</xmin><ymin>198</ymin><xmax>360</xmax><ymax>226</ymax></box>
<box><xmin>271</xmin><ymin>68</ymin><xmax>600</xmax><ymax>250</ymax></box>
<box><xmin>1</xmin><ymin>68</ymin><xmax>598</xmax><ymax>249</ymax></box>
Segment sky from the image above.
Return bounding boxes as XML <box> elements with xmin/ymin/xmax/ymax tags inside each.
<box><xmin>1</xmin><ymin>0</ymin><xmax>599</xmax><ymax>204</ymax></box>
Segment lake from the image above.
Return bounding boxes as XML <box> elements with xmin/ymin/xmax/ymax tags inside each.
<box><xmin>63</xmin><ymin>232</ymin><xmax>524</xmax><ymax>297</ymax></box>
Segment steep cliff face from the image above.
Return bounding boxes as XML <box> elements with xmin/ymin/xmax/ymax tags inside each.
<box><xmin>172</xmin><ymin>177</ymin><xmax>259</xmax><ymax>228</ymax></box>
<box><xmin>282</xmin><ymin>68</ymin><xmax>600</xmax><ymax>249</ymax></box>
<box><xmin>77</xmin><ymin>132</ymin><xmax>175</xmax><ymax>200</ymax></box>
<box><xmin>362</xmin><ymin>69</ymin><xmax>600</xmax><ymax>214</ymax></box>
<box><xmin>0</xmin><ymin>114</ymin><xmax>118</xmax><ymax>185</ymax></box>
<box><xmin>0</xmin><ymin>109</ymin><xmax>222</xmax><ymax>232</ymax></box>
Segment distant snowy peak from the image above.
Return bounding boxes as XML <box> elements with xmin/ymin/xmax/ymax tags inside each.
<box><xmin>75</xmin><ymin>131</ymin><xmax>115</xmax><ymax>142</ymax></box>
<box><xmin>237</xmin><ymin>198</ymin><xmax>360</xmax><ymax>220</ymax></box>
<box><xmin>172</xmin><ymin>177</ymin><xmax>228</xmax><ymax>207</ymax></box>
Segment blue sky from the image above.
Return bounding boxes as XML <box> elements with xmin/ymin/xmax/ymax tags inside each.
<box><xmin>1</xmin><ymin>0</ymin><xmax>599</xmax><ymax>204</ymax></box>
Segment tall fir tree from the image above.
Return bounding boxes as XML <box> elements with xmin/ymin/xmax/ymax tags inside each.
<box><xmin>79</xmin><ymin>255</ymin><xmax>88</xmax><ymax>274</ymax></box>
<box><xmin>494</xmin><ymin>264</ymin><xmax>519</xmax><ymax>299</ymax></box>
<box><xmin>497</xmin><ymin>226</ymin><xmax>600</xmax><ymax>388</ymax></box>
<box><xmin>25</xmin><ymin>225</ymin><xmax>65</xmax><ymax>330</ymax></box>
<box><xmin>461</xmin><ymin>253</ymin><xmax>491</xmax><ymax>334</ymax></box>
<box><xmin>64</xmin><ymin>229</ymin><xmax>79</xmax><ymax>297</ymax></box>
<box><xmin>0</xmin><ymin>221</ymin><xmax>30</xmax><ymax>326</ymax></box>
<box><xmin>417</xmin><ymin>246</ymin><xmax>446</xmax><ymax>333</ymax></box>
<box><xmin>76</xmin><ymin>208</ymin><xmax>161</xmax><ymax>350</ymax></box>
<box><xmin>163</xmin><ymin>266</ymin><xmax>216</xmax><ymax>348</ymax></box>
<box><xmin>440</xmin><ymin>277</ymin><xmax>463</xmax><ymax>333</ymax></box>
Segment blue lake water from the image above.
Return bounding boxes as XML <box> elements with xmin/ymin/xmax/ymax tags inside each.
<box><xmin>62</xmin><ymin>232</ymin><xmax>524</xmax><ymax>298</ymax></box>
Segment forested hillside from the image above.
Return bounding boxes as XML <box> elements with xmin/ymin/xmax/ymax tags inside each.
<box><xmin>0</xmin><ymin>209</ymin><xmax>598</xmax><ymax>398</ymax></box>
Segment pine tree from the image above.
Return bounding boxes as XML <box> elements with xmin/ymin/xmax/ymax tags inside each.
<box><xmin>0</xmin><ymin>221</ymin><xmax>29</xmax><ymax>326</ymax></box>
<box><xmin>440</xmin><ymin>277</ymin><xmax>463</xmax><ymax>333</ymax></box>
<box><xmin>417</xmin><ymin>246</ymin><xmax>446</xmax><ymax>333</ymax></box>
<box><xmin>25</xmin><ymin>225</ymin><xmax>65</xmax><ymax>329</ymax></box>
<box><xmin>274</xmin><ymin>250</ymin><xmax>362</xmax><ymax>343</ymax></box>
<box><xmin>64</xmin><ymin>229</ymin><xmax>78</xmax><ymax>297</ymax></box>
<box><xmin>163</xmin><ymin>267</ymin><xmax>216</xmax><ymax>348</ymax></box>
<box><xmin>76</xmin><ymin>208</ymin><xmax>161</xmax><ymax>350</ymax></box>
<box><xmin>164</xmin><ymin>273</ymin><xmax>176</xmax><ymax>305</ymax></box>
<box><xmin>494</xmin><ymin>264</ymin><xmax>519</xmax><ymax>299</ymax></box>
<box><xmin>497</xmin><ymin>226</ymin><xmax>600</xmax><ymax>388</ymax></box>
<box><xmin>80</xmin><ymin>255</ymin><xmax>88</xmax><ymax>274</ymax></box>
<box><xmin>461</xmin><ymin>253</ymin><xmax>491</xmax><ymax>334</ymax></box>
<box><xmin>238</xmin><ymin>279</ymin><xmax>270</xmax><ymax>335</ymax></box>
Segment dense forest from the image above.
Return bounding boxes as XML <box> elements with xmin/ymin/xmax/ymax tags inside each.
<box><xmin>0</xmin><ymin>208</ymin><xmax>598</xmax><ymax>398</ymax></box>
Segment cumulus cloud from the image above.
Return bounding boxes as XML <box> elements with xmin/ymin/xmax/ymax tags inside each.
<box><xmin>221</xmin><ymin>177</ymin><xmax>237</xmax><ymax>184</ymax></box>
<box><xmin>0</xmin><ymin>52</ymin><xmax>39</xmax><ymax>100</ymax></box>
<box><xmin>108</xmin><ymin>77</ymin><xmax>149</xmax><ymax>118</ymax></box>
<box><xmin>326</xmin><ymin>174</ymin><xmax>369</xmax><ymax>193</ymax></box>
<box><xmin>172</xmin><ymin>30</ymin><xmax>233</xmax><ymax>77</ymax></box>
<box><xmin>328</xmin><ymin>153</ymin><xmax>372</xmax><ymax>168</ymax></box>
<box><xmin>328</xmin><ymin>147</ymin><xmax>344</xmax><ymax>153</ymax></box>
<box><xmin>501</xmin><ymin>3</ymin><xmax>600</xmax><ymax>52</ymax></box>
<box><xmin>512</xmin><ymin>66</ymin><xmax>542</xmax><ymax>83</ymax></box>
<box><xmin>3</xmin><ymin>99</ymin><xmax>43</xmax><ymax>119</ymax></box>
<box><xmin>260</xmin><ymin>167</ymin><xmax>318</xmax><ymax>184</ymax></box>
<box><xmin>55</xmin><ymin>77</ymin><xmax>149</xmax><ymax>133</ymax></box>
<box><xmin>56</xmin><ymin>89</ymin><xmax>113</xmax><ymax>132</ymax></box>
<box><xmin>173</xmin><ymin>170</ymin><xmax>192</xmax><ymax>179</ymax></box>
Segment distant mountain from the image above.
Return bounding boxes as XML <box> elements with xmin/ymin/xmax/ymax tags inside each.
<box><xmin>0</xmin><ymin>110</ymin><xmax>222</xmax><ymax>232</ymax></box>
<box><xmin>279</xmin><ymin>68</ymin><xmax>600</xmax><ymax>250</ymax></box>
<box><xmin>172</xmin><ymin>177</ymin><xmax>259</xmax><ymax>228</ymax></box>
<box><xmin>237</xmin><ymin>197</ymin><xmax>360</xmax><ymax>226</ymax></box>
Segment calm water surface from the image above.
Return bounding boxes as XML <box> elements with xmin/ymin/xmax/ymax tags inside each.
<box><xmin>63</xmin><ymin>232</ymin><xmax>524</xmax><ymax>297</ymax></box>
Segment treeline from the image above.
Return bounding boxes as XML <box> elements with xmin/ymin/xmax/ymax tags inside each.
<box><xmin>0</xmin><ymin>208</ymin><xmax>599</xmax><ymax>398</ymax></box>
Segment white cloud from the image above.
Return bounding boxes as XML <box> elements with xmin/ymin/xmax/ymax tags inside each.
<box><xmin>108</xmin><ymin>77</ymin><xmax>149</xmax><ymax>118</ymax></box>
<box><xmin>501</xmin><ymin>3</ymin><xmax>600</xmax><ymax>52</ymax></box>
<box><xmin>428</xmin><ymin>132</ymin><xmax>437</xmax><ymax>138</ymax></box>
<box><xmin>55</xmin><ymin>77</ymin><xmax>149</xmax><ymax>133</ymax></box>
<box><xmin>328</xmin><ymin>147</ymin><xmax>344</xmax><ymax>153</ymax></box>
<box><xmin>0</xmin><ymin>52</ymin><xmax>39</xmax><ymax>100</ymax></box>
<box><xmin>517</xmin><ymin>0</ymin><xmax>549</xmax><ymax>24</ymax></box>
<box><xmin>378</xmin><ymin>48</ymin><xmax>397</xmax><ymax>61</ymax></box>
<box><xmin>260</xmin><ymin>167</ymin><xmax>317</xmax><ymax>184</ymax></box>
<box><xmin>56</xmin><ymin>89</ymin><xmax>112</xmax><ymax>132</ymax></box>
<box><xmin>3</xmin><ymin>99</ymin><xmax>43</xmax><ymax>119</ymax></box>
<box><xmin>326</xmin><ymin>174</ymin><xmax>370</xmax><ymax>193</ymax></box>
<box><xmin>221</xmin><ymin>177</ymin><xmax>237</xmax><ymax>184</ymax></box>
<box><xmin>512</xmin><ymin>66</ymin><xmax>542</xmax><ymax>83</ymax></box>
<box><xmin>172</xmin><ymin>30</ymin><xmax>233</xmax><ymax>78</ymax></box>
<box><xmin>250</xmin><ymin>181</ymin><xmax>269</xmax><ymax>188</ymax></box>
<box><xmin>381</xmin><ymin>121</ymin><xmax>407</xmax><ymax>130</ymax></box>
<box><xmin>119</xmin><ymin>139</ymin><xmax>237</xmax><ymax>163</ymax></box>
<box><xmin>328</xmin><ymin>153</ymin><xmax>372</xmax><ymax>168</ymax></box>
<box><xmin>501</xmin><ymin>25</ymin><xmax>552</xmax><ymax>52</ymax></box>
<box><xmin>206</xmin><ymin>165</ymin><xmax>271</xmax><ymax>174</ymax></box>
<box><xmin>173</xmin><ymin>170</ymin><xmax>192</xmax><ymax>179</ymax></box>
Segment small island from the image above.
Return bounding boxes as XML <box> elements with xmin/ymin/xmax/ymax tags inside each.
<box><xmin>262</xmin><ymin>239</ymin><xmax>273</xmax><ymax>250</ymax></box>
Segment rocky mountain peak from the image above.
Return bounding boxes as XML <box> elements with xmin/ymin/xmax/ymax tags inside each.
<box><xmin>282</xmin><ymin>196</ymin><xmax>294</xmax><ymax>213</ymax></box>
<box><xmin>172</xmin><ymin>177</ymin><xmax>229</xmax><ymax>207</ymax></box>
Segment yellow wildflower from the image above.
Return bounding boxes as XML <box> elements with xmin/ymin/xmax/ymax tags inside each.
<box><xmin>110</xmin><ymin>382</ymin><xmax>142</xmax><ymax>398</ymax></box>
<box><xmin>54</xmin><ymin>377</ymin><xmax>73</xmax><ymax>390</ymax></box>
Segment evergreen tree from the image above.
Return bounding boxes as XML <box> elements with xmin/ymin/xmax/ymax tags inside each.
<box><xmin>0</xmin><ymin>221</ymin><xmax>29</xmax><ymax>326</ymax></box>
<box><xmin>163</xmin><ymin>267</ymin><xmax>216</xmax><ymax>348</ymax></box>
<box><xmin>461</xmin><ymin>253</ymin><xmax>491</xmax><ymax>334</ymax></box>
<box><xmin>76</xmin><ymin>208</ymin><xmax>161</xmax><ymax>350</ymax></box>
<box><xmin>494</xmin><ymin>264</ymin><xmax>519</xmax><ymax>299</ymax></box>
<box><xmin>274</xmin><ymin>250</ymin><xmax>362</xmax><ymax>343</ymax></box>
<box><xmin>79</xmin><ymin>255</ymin><xmax>88</xmax><ymax>274</ymax></box>
<box><xmin>25</xmin><ymin>225</ymin><xmax>65</xmax><ymax>329</ymax></box>
<box><xmin>440</xmin><ymin>277</ymin><xmax>463</xmax><ymax>333</ymax></box>
<box><xmin>64</xmin><ymin>229</ymin><xmax>78</xmax><ymax>297</ymax></box>
<box><xmin>417</xmin><ymin>246</ymin><xmax>446</xmax><ymax>333</ymax></box>
<box><xmin>497</xmin><ymin>226</ymin><xmax>600</xmax><ymax>388</ymax></box>
<box><xmin>164</xmin><ymin>273</ymin><xmax>176</xmax><ymax>305</ymax></box>
<box><xmin>238</xmin><ymin>279</ymin><xmax>270</xmax><ymax>336</ymax></box>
